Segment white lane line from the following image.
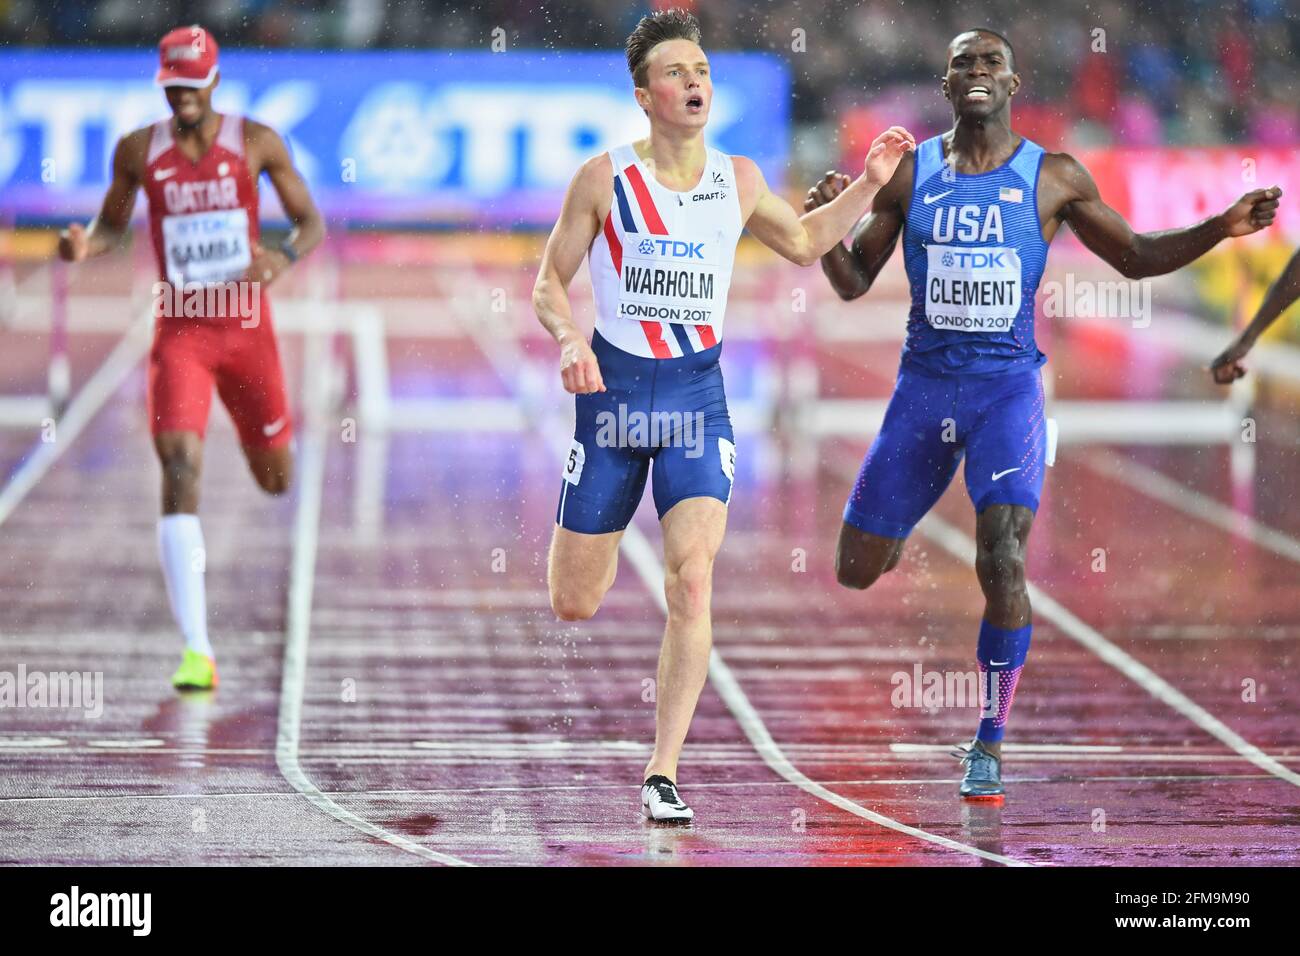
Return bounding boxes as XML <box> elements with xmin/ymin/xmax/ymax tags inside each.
<box><xmin>462</xmin><ymin>319</ymin><xmax>1032</xmax><ymax>867</ymax></box>
<box><xmin>10</xmin><ymin>746</ymin><xmax>1291</xmax><ymax>765</ymax></box>
<box><xmin>0</xmin><ymin>313</ymin><xmax>151</xmax><ymax>528</ymax></box>
<box><xmin>619</xmin><ymin>524</ymin><xmax>1033</xmax><ymax>866</ymax></box>
<box><xmin>0</xmin><ymin>737</ymin><xmax>67</xmax><ymax>748</ymax></box>
<box><xmin>914</xmin><ymin>509</ymin><xmax>1300</xmax><ymax>789</ymax></box>
<box><xmin>1079</xmin><ymin>450</ymin><xmax>1300</xmax><ymax>565</ymax></box>
<box><xmin>1</xmin><ymin>771</ymin><xmax>1286</xmax><ymax>806</ymax></box>
<box><xmin>87</xmin><ymin>739</ymin><xmax>164</xmax><ymax>748</ymax></box>
<box><xmin>886</xmin><ymin>751</ymin><xmax>1298</xmax><ymax>763</ymax></box>
<box><xmin>7</xmin><ymin>738</ymin><xmax>1296</xmax><ymax>762</ymax></box>
<box><xmin>275</xmin><ymin>336</ymin><xmax>472</xmax><ymax>867</ymax></box>
<box><xmin>891</xmin><ymin>743</ymin><xmax>1124</xmax><ymax>753</ymax></box>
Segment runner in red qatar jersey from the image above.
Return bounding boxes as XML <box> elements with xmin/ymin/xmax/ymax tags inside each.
<box><xmin>143</xmin><ymin>108</ymin><xmax>262</xmax><ymax>317</ymax></box>
<box><xmin>57</xmin><ymin>25</ymin><xmax>326</xmax><ymax>690</ymax></box>
<box><xmin>141</xmin><ymin>108</ymin><xmax>289</xmax><ymax>446</ymax></box>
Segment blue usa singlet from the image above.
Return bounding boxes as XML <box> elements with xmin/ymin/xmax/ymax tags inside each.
<box><xmin>842</xmin><ymin>133</ymin><xmax>1052</xmax><ymax>538</ymax></box>
<box><xmin>901</xmin><ymin>134</ymin><xmax>1048</xmax><ymax>377</ymax></box>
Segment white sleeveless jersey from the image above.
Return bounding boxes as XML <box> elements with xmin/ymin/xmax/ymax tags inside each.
<box><xmin>588</xmin><ymin>143</ymin><xmax>743</xmax><ymax>359</ymax></box>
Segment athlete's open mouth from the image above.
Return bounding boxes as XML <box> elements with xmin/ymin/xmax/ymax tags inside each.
<box><xmin>965</xmin><ymin>86</ymin><xmax>992</xmax><ymax>102</ymax></box>
<box><xmin>685</xmin><ymin>95</ymin><xmax>704</xmax><ymax>111</ymax></box>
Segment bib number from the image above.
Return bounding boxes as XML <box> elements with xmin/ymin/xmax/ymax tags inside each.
<box><xmin>162</xmin><ymin>209</ymin><xmax>251</xmax><ymax>286</ymax></box>
<box><xmin>563</xmin><ymin>439</ymin><xmax>586</xmax><ymax>486</ymax></box>
<box><xmin>925</xmin><ymin>245</ymin><xmax>1021</xmax><ymax>333</ymax></box>
<box><xmin>719</xmin><ymin>436</ymin><xmax>736</xmax><ymax>504</ymax></box>
<box><xmin>616</xmin><ymin>232</ymin><xmax>725</xmax><ymax>327</ymax></box>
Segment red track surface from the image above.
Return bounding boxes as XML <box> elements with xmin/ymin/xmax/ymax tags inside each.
<box><xmin>2</xmin><ymin>286</ymin><xmax>1298</xmax><ymax>866</ymax></box>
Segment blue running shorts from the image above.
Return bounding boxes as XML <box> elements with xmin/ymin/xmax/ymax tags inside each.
<box><xmin>843</xmin><ymin>365</ymin><xmax>1047</xmax><ymax>539</ymax></box>
<box><xmin>557</xmin><ymin>330</ymin><xmax>736</xmax><ymax>534</ymax></box>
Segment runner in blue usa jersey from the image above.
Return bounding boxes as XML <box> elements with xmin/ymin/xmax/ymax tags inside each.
<box><xmin>807</xmin><ymin>29</ymin><xmax>1281</xmax><ymax>800</ymax></box>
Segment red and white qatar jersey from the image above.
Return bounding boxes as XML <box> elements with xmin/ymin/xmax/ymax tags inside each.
<box><xmin>589</xmin><ymin>143</ymin><xmax>743</xmax><ymax>359</ymax></box>
<box><xmin>141</xmin><ymin>114</ymin><xmax>259</xmax><ymax>295</ymax></box>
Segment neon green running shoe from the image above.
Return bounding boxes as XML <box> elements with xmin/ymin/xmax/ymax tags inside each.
<box><xmin>171</xmin><ymin>649</ymin><xmax>218</xmax><ymax>690</ymax></box>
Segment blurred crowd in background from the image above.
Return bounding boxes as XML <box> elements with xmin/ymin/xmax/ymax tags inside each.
<box><xmin>4</xmin><ymin>0</ymin><xmax>1298</xmax><ymax>151</ymax></box>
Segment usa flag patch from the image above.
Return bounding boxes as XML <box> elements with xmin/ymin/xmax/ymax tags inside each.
<box><xmin>999</xmin><ymin>186</ymin><xmax>1023</xmax><ymax>203</ymax></box>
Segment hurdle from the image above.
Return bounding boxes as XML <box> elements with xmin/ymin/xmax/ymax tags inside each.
<box><xmin>0</xmin><ymin>257</ymin><xmax>71</xmax><ymax>428</ymax></box>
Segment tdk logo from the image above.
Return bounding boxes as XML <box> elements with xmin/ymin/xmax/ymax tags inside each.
<box><xmin>637</xmin><ymin>238</ymin><xmax>705</xmax><ymax>259</ymax></box>
<box><xmin>942</xmin><ymin>250</ymin><xmax>1007</xmax><ymax>268</ymax></box>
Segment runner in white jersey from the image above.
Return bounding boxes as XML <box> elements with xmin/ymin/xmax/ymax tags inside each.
<box><xmin>587</xmin><ymin>141</ymin><xmax>740</xmax><ymax>358</ymax></box>
<box><xmin>532</xmin><ymin>8</ymin><xmax>914</xmax><ymax>822</ymax></box>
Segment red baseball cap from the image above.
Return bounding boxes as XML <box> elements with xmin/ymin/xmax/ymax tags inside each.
<box><xmin>154</xmin><ymin>25</ymin><xmax>219</xmax><ymax>88</ymax></box>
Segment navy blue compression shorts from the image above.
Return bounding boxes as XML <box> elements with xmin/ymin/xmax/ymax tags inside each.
<box><xmin>843</xmin><ymin>365</ymin><xmax>1047</xmax><ymax>539</ymax></box>
<box><xmin>557</xmin><ymin>329</ymin><xmax>736</xmax><ymax>534</ymax></box>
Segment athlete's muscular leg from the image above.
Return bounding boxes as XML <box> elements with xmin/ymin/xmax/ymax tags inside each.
<box><xmin>644</xmin><ymin>496</ymin><xmax>727</xmax><ymax>782</ymax></box>
<box><xmin>155</xmin><ymin>431</ymin><xmax>204</xmax><ymax>514</ymax></box>
<box><xmin>975</xmin><ymin>504</ymin><xmax>1033</xmax><ymax>627</ymax></box>
<box><xmin>244</xmin><ymin>444</ymin><xmax>293</xmax><ymax>495</ymax></box>
<box><xmin>972</xmin><ymin>504</ymin><xmax>1034</xmax><ymax>758</ymax></box>
<box><xmin>548</xmin><ymin>525</ymin><xmax>623</xmax><ymax>621</ymax></box>
<box><xmin>835</xmin><ymin>522</ymin><xmax>906</xmax><ymax>590</ymax></box>
<box><xmin>215</xmin><ymin>315</ymin><xmax>293</xmax><ymax>496</ymax></box>
<box><xmin>836</xmin><ymin>369</ymin><xmax>960</xmax><ymax>590</ymax></box>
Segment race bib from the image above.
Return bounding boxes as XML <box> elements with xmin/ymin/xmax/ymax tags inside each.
<box><xmin>925</xmin><ymin>245</ymin><xmax>1021</xmax><ymax>333</ymax></box>
<box><xmin>162</xmin><ymin>209</ymin><xmax>251</xmax><ymax>286</ymax></box>
<box><xmin>563</xmin><ymin>439</ymin><xmax>586</xmax><ymax>486</ymax></box>
<box><xmin>718</xmin><ymin>436</ymin><xmax>735</xmax><ymax>504</ymax></box>
<box><xmin>718</xmin><ymin>436</ymin><xmax>735</xmax><ymax>482</ymax></box>
<box><xmin>616</xmin><ymin>232</ymin><xmax>725</xmax><ymax>326</ymax></box>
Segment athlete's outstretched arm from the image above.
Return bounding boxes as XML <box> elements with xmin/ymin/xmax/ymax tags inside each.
<box><xmin>805</xmin><ymin>155</ymin><xmax>911</xmax><ymax>301</ymax></box>
<box><xmin>57</xmin><ymin>131</ymin><xmax>145</xmax><ymax>262</ymax></box>
<box><xmin>1209</xmin><ymin>245</ymin><xmax>1300</xmax><ymax>383</ymax></box>
<box><xmin>533</xmin><ymin>156</ymin><xmax>607</xmax><ymax>394</ymax></box>
<box><xmin>739</xmin><ymin>127</ymin><xmax>914</xmax><ymax>267</ymax></box>
<box><xmin>247</xmin><ymin>122</ymin><xmax>325</xmax><ymax>285</ymax></box>
<box><xmin>1051</xmin><ymin>153</ymin><xmax>1281</xmax><ymax>279</ymax></box>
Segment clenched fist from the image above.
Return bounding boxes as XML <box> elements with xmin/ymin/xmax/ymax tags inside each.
<box><xmin>560</xmin><ymin>338</ymin><xmax>605</xmax><ymax>394</ymax></box>
<box><xmin>57</xmin><ymin>223</ymin><xmax>89</xmax><ymax>263</ymax></box>
<box><xmin>804</xmin><ymin>171</ymin><xmax>852</xmax><ymax>212</ymax></box>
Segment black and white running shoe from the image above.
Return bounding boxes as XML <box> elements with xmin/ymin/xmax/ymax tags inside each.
<box><xmin>640</xmin><ymin>774</ymin><xmax>694</xmax><ymax>823</ymax></box>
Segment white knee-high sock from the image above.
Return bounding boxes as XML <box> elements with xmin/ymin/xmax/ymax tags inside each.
<box><xmin>157</xmin><ymin>514</ymin><xmax>212</xmax><ymax>657</ymax></box>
